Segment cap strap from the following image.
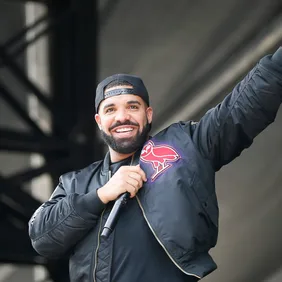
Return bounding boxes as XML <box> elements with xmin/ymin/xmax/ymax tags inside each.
<box><xmin>104</xmin><ymin>88</ymin><xmax>138</xmax><ymax>99</ymax></box>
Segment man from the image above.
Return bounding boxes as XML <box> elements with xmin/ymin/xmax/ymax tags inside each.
<box><xmin>29</xmin><ymin>47</ymin><xmax>282</xmax><ymax>282</ymax></box>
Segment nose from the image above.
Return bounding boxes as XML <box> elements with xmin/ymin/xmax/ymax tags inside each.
<box><xmin>114</xmin><ymin>108</ymin><xmax>130</xmax><ymax>123</ymax></box>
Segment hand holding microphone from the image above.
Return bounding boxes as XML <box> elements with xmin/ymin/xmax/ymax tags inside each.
<box><xmin>97</xmin><ymin>165</ymin><xmax>147</xmax><ymax>238</ymax></box>
<box><xmin>97</xmin><ymin>165</ymin><xmax>147</xmax><ymax>204</ymax></box>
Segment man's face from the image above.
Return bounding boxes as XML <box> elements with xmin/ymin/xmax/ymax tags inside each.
<box><xmin>95</xmin><ymin>87</ymin><xmax>153</xmax><ymax>154</ymax></box>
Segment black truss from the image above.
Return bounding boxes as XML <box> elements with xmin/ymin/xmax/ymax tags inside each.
<box><xmin>0</xmin><ymin>10</ymin><xmax>71</xmax><ymax>68</ymax></box>
<box><xmin>0</xmin><ymin>0</ymin><xmax>102</xmax><ymax>281</ymax></box>
<box><xmin>0</xmin><ymin>174</ymin><xmax>42</xmax><ymax>218</ymax></box>
<box><xmin>6</xmin><ymin>0</ymin><xmax>49</xmax><ymax>4</ymax></box>
<box><xmin>6</xmin><ymin>156</ymin><xmax>74</xmax><ymax>186</ymax></box>
<box><xmin>0</xmin><ymin>46</ymin><xmax>53</xmax><ymax>113</ymax></box>
<box><xmin>0</xmin><ymin>128</ymin><xmax>70</xmax><ymax>153</ymax></box>
<box><xmin>0</xmin><ymin>81</ymin><xmax>46</xmax><ymax>136</ymax></box>
<box><xmin>2</xmin><ymin>14</ymin><xmax>49</xmax><ymax>50</ymax></box>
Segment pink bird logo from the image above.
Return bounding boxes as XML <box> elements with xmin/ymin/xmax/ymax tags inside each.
<box><xmin>140</xmin><ymin>140</ymin><xmax>181</xmax><ymax>181</ymax></box>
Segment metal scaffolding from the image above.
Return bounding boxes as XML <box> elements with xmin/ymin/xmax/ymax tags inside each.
<box><xmin>0</xmin><ymin>0</ymin><xmax>103</xmax><ymax>281</ymax></box>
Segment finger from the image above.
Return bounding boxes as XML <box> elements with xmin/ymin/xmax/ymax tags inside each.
<box><xmin>128</xmin><ymin>172</ymin><xmax>143</xmax><ymax>188</ymax></box>
<box><xmin>125</xmin><ymin>177</ymin><xmax>139</xmax><ymax>191</ymax></box>
<box><xmin>137</xmin><ymin>167</ymin><xmax>147</xmax><ymax>182</ymax></box>
<box><xmin>125</xmin><ymin>181</ymin><xmax>138</xmax><ymax>198</ymax></box>
<box><xmin>129</xmin><ymin>166</ymin><xmax>147</xmax><ymax>182</ymax></box>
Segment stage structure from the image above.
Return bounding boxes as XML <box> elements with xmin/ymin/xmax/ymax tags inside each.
<box><xmin>0</xmin><ymin>0</ymin><xmax>105</xmax><ymax>281</ymax></box>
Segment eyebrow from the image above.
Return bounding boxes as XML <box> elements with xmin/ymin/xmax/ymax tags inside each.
<box><xmin>127</xmin><ymin>100</ymin><xmax>141</xmax><ymax>105</ymax></box>
<box><xmin>103</xmin><ymin>100</ymin><xmax>141</xmax><ymax>111</ymax></box>
<box><xmin>103</xmin><ymin>103</ymin><xmax>115</xmax><ymax>110</ymax></box>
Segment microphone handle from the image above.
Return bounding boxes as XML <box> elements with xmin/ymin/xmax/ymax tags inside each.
<box><xmin>101</xmin><ymin>192</ymin><xmax>130</xmax><ymax>238</ymax></box>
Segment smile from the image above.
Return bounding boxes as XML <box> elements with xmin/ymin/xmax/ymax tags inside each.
<box><xmin>114</xmin><ymin>127</ymin><xmax>135</xmax><ymax>133</ymax></box>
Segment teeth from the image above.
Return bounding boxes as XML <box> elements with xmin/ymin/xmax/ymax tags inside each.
<box><xmin>116</xmin><ymin>127</ymin><xmax>133</xmax><ymax>133</ymax></box>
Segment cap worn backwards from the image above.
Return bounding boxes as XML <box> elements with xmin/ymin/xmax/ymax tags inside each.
<box><xmin>95</xmin><ymin>74</ymin><xmax>150</xmax><ymax>112</ymax></box>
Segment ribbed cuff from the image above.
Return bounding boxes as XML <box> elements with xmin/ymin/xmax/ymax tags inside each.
<box><xmin>72</xmin><ymin>190</ymin><xmax>106</xmax><ymax>221</ymax></box>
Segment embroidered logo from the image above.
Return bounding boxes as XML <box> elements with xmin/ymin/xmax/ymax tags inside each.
<box><xmin>140</xmin><ymin>140</ymin><xmax>181</xmax><ymax>181</ymax></box>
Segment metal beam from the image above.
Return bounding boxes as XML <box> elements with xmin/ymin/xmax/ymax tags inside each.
<box><xmin>0</xmin><ymin>138</ymin><xmax>67</xmax><ymax>154</ymax></box>
<box><xmin>9</xmin><ymin>25</ymin><xmax>51</xmax><ymax>59</ymax></box>
<box><xmin>4</xmin><ymin>0</ymin><xmax>48</xmax><ymax>4</ymax></box>
<box><xmin>0</xmin><ymin>129</ymin><xmax>71</xmax><ymax>154</ymax></box>
<box><xmin>2</xmin><ymin>14</ymin><xmax>48</xmax><ymax>50</ymax></box>
<box><xmin>0</xmin><ymin>82</ymin><xmax>46</xmax><ymax>136</ymax></box>
<box><xmin>0</xmin><ymin>174</ymin><xmax>42</xmax><ymax>217</ymax></box>
<box><xmin>1</xmin><ymin>10</ymin><xmax>71</xmax><ymax>66</ymax></box>
<box><xmin>0</xmin><ymin>46</ymin><xmax>53</xmax><ymax>112</ymax></box>
<box><xmin>0</xmin><ymin>200</ymin><xmax>30</xmax><ymax>226</ymax></box>
<box><xmin>3</xmin><ymin>157</ymin><xmax>73</xmax><ymax>187</ymax></box>
<box><xmin>0</xmin><ymin>128</ymin><xmax>43</xmax><ymax>142</ymax></box>
<box><xmin>49</xmin><ymin>0</ymin><xmax>103</xmax><ymax>164</ymax></box>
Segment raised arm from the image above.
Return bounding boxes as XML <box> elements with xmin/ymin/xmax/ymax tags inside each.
<box><xmin>28</xmin><ymin>172</ymin><xmax>105</xmax><ymax>259</ymax></box>
<box><xmin>191</xmin><ymin>47</ymin><xmax>282</xmax><ymax>171</ymax></box>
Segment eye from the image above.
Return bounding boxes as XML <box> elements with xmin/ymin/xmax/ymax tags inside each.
<box><xmin>105</xmin><ymin>108</ymin><xmax>114</xmax><ymax>114</ymax></box>
<box><xmin>129</xmin><ymin>105</ymin><xmax>139</xmax><ymax>110</ymax></box>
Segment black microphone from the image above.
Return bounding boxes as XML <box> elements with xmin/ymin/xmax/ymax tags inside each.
<box><xmin>101</xmin><ymin>192</ymin><xmax>130</xmax><ymax>238</ymax></box>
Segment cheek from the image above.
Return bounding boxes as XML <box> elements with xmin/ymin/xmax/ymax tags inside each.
<box><xmin>100</xmin><ymin>119</ymin><xmax>112</xmax><ymax>131</ymax></box>
<box><xmin>141</xmin><ymin>116</ymin><xmax>148</xmax><ymax>126</ymax></box>
<box><xmin>133</xmin><ymin>113</ymin><xmax>147</xmax><ymax>125</ymax></box>
<box><xmin>136</xmin><ymin>119</ymin><xmax>147</xmax><ymax>131</ymax></box>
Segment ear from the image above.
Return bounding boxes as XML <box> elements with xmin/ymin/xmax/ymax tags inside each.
<box><xmin>146</xmin><ymin>107</ymin><xmax>153</xmax><ymax>124</ymax></box>
<box><xmin>94</xmin><ymin>114</ymin><xmax>102</xmax><ymax>130</ymax></box>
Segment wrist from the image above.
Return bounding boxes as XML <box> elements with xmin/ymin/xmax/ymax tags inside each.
<box><xmin>97</xmin><ymin>186</ymin><xmax>109</xmax><ymax>204</ymax></box>
<box><xmin>72</xmin><ymin>190</ymin><xmax>106</xmax><ymax>220</ymax></box>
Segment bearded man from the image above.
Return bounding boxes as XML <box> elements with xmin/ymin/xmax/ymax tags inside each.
<box><xmin>29</xmin><ymin>47</ymin><xmax>282</xmax><ymax>282</ymax></box>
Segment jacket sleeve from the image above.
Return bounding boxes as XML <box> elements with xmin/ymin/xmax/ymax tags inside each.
<box><xmin>192</xmin><ymin>47</ymin><xmax>282</xmax><ymax>171</ymax></box>
<box><xmin>28</xmin><ymin>173</ymin><xmax>105</xmax><ymax>259</ymax></box>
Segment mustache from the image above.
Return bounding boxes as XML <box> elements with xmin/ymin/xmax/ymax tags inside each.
<box><xmin>109</xmin><ymin>120</ymin><xmax>139</xmax><ymax>131</ymax></box>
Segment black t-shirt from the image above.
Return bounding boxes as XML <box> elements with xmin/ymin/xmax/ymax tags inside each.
<box><xmin>107</xmin><ymin>157</ymin><xmax>198</xmax><ymax>282</ymax></box>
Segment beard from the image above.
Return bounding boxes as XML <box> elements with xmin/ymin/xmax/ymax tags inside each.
<box><xmin>100</xmin><ymin>120</ymin><xmax>151</xmax><ymax>154</ymax></box>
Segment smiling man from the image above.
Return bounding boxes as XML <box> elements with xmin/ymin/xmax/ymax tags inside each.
<box><xmin>29</xmin><ymin>48</ymin><xmax>282</xmax><ymax>282</ymax></box>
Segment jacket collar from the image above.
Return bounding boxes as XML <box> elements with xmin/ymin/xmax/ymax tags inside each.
<box><xmin>101</xmin><ymin>148</ymin><xmax>142</xmax><ymax>176</ymax></box>
<box><xmin>101</xmin><ymin>151</ymin><xmax>110</xmax><ymax>176</ymax></box>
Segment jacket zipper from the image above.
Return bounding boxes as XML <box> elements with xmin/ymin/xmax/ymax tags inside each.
<box><xmin>93</xmin><ymin>170</ymin><xmax>111</xmax><ymax>282</ymax></box>
<box><xmin>93</xmin><ymin>155</ymin><xmax>135</xmax><ymax>281</ymax></box>
<box><xmin>135</xmin><ymin>195</ymin><xmax>201</xmax><ymax>280</ymax></box>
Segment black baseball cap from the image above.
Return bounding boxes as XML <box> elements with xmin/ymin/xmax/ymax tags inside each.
<box><xmin>95</xmin><ymin>74</ymin><xmax>150</xmax><ymax>112</ymax></box>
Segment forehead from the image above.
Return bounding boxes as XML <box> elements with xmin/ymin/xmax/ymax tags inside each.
<box><xmin>99</xmin><ymin>94</ymin><xmax>145</xmax><ymax>109</ymax></box>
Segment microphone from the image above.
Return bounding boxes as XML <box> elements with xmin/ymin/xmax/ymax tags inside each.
<box><xmin>101</xmin><ymin>192</ymin><xmax>130</xmax><ymax>238</ymax></box>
